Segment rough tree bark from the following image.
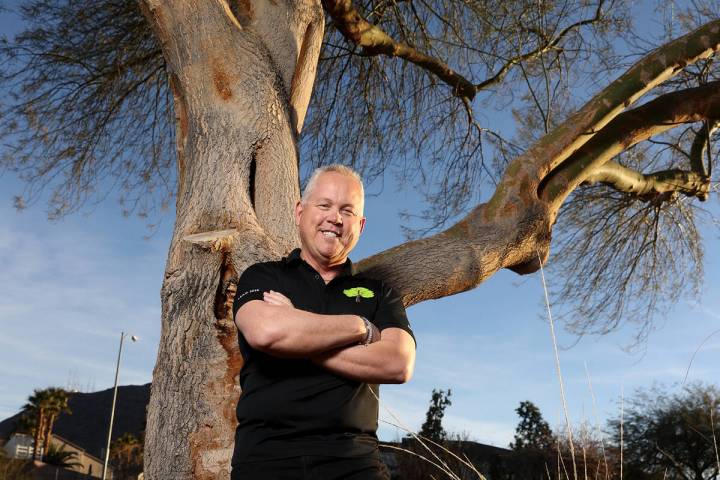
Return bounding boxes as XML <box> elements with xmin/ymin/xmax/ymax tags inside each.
<box><xmin>139</xmin><ymin>0</ymin><xmax>323</xmax><ymax>477</ymax></box>
<box><xmin>137</xmin><ymin>0</ymin><xmax>720</xmax><ymax>476</ymax></box>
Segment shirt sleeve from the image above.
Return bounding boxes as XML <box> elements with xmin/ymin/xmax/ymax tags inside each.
<box><xmin>232</xmin><ymin>263</ymin><xmax>278</xmax><ymax>319</ymax></box>
<box><xmin>373</xmin><ymin>283</ymin><xmax>416</xmax><ymax>347</ymax></box>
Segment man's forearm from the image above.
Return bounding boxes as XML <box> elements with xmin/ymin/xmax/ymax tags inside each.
<box><xmin>311</xmin><ymin>329</ymin><xmax>415</xmax><ymax>384</ymax></box>
<box><xmin>236</xmin><ymin>301</ymin><xmax>371</xmax><ymax>358</ymax></box>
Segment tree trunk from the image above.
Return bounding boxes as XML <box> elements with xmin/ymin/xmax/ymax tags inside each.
<box><xmin>140</xmin><ymin>0</ymin><xmax>323</xmax><ymax>477</ymax></box>
<box><xmin>42</xmin><ymin>413</ymin><xmax>56</xmax><ymax>460</ymax></box>
<box><xmin>33</xmin><ymin>409</ymin><xmax>45</xmax><ymax>461</ymax></box>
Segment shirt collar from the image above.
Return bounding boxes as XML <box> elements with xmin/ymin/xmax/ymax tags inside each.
<box><xmin>284</xmin><ymin>248</ymin><xmax>354</xmax><ymax>278</ymax></box>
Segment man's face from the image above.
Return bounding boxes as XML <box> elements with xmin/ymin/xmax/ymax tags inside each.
<box><xmin>295</xmin><ymin>172</ymin><xmax>366</xmax><ymax>268</ymax></box>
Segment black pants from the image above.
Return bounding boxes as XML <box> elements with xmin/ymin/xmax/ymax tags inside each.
<box><xmin>231</xmin><ymin>453</ymin><xmax>390</xmax><ymax>480</ymax></box>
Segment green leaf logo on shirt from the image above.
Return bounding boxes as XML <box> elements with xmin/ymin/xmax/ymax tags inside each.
<box><xmin>343</xmin><ymin>287</ymin><xmax>375</xmax><ymax>299</ymax></box>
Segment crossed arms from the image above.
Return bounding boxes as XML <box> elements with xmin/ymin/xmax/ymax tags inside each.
<box><xmin>234</xmin><ymin>290</ymin><xmax>415</xmax><ymax>384</ymax></box>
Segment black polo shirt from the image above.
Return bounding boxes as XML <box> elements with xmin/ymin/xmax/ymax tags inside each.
<box><xmin>231</xmin><ymin>248</ymin><xmax>414</xmax><ymax>464</ymax></box>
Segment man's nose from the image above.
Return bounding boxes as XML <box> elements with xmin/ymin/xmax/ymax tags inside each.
<box><xmin>329</xmin><ymin>208</ymin><xmax>342</xmax><ymax>224</ymax></box>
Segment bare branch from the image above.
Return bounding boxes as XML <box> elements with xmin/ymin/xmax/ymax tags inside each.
<box><xmin>583</xmin><ymin>162</ymin><xmax>710</xmax><ymax>201</ymax></box>
<box><xmin>485</xmin><ymin>19</ymin><xmax>720</xmax><ymax>222</ymax></box>
<box><xmin>321</xmin><ymin>0</ymin><xmax>477</xmax><ymax>98</ymax></box>
<box><xmin>689</xmin><ymin>119</ymin><xmax>719</xmax><ymax>175</ymax></box>
<box><xmin>540</xmin><ymin>80</ymin><xmax>720</xmax><ymax>210</ymax></box>
<box><xmin>321</xmin><ymin>0</ymin><xmax>610</xmax><ymax>101</ymax></box>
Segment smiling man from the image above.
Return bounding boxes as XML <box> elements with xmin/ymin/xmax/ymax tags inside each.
<box><xmin>231</xmin><ymin>165</ymin><xmax>416</xmax><ymax>480</ymax></box>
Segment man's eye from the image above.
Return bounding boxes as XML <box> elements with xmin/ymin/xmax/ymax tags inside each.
<box><xmin>318</xmin><ymin>204</ymin><xmax>330</xmax><ymax>209</ymax></box>
<box><xmin>342</xmin><ymin>209</ymin><xmax>355</xmax><ymax>216</ymax></box>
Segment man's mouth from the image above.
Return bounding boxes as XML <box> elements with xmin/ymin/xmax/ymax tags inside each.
<box><xmin>321</xmin><ymin>230</ymin><xmax>340</xmax><ymax>238</ymax></box>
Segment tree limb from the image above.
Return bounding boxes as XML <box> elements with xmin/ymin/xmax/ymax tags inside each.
<box><xmin>475</xmin><ymin>0</ymin><xmax>607</xmax><ymax>92</ymax></box>
<box><xmin>355</xmin><ymin>26</ymin><xmax>720</xmax><ymax>303</ymax></box>
<box><xmin>583</xmin><ymin>162</ymin><xmax>710</xmax><ymax>201</ymax></box>
<box><xmin>483</xmin><ymin>20</ymin><xmax>720</xmax><ymax>223</ymax></box>
<box><xmin>540</xmin><ymin>80</ymin><xmax>720</xmax><ymax>209</ymax></box>
<box><xmin>689</xmin><ymin>119</ymin><xmax>719</xmax><ymax>176</ymax></box>
<box><xmin>321</xmin><ymin>0</ymin><xmax>608</xmax><ymax>100</ymax></box>
<box><xmin>321</xmin><ymin>0</ymin><xmax>477</xmax><ymax>98</ymax></box>
<box><xmin>356</xmin><ymin>200</ymin><xmax>552</xmax><ymax>306</ymax></box>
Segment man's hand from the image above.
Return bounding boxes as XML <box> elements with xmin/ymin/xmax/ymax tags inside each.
<box><xmin>311</xmin><ymin>327</ymin><xmax>415</xmax><ymax>384</ymax></box>
<box><xmin>263</xmin><ymin>290</ymin><xmax>294</xmax><ymax>307</ymax></box>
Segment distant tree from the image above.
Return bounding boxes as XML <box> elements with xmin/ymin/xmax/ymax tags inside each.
<box><xmin>419</xmin><ymin>388</ymin><xmax>453</xmax><ymax>442</ymax></box>
<box><xmin>509</xmin><ymin>401</ymin><xmax>615</xmax><ymax>479</ymax></box>
<box><xmin>20</xmin><ymin>388</ymin><xmax>70</xmax><ymax>462</ymax></box>
<box><xmin>110</xmin><ymin>432</ymin><xmax>144</xmax><ymax>480</ymax></box>
<box><xmin>556</xmin><ymin>425</ymin><xmax>616</xmax><ymax>480</ymax></box>
<box><xmin>13</xmin><ymin>413</ymin><xmax>35</xmax><ymax>437</ymax></box>
<box><xmin>510</xmin><ymin>400</ymin><xmax>554</xmax><ymax>451</ymax></box>
<box><xmin>509</xmin><ymin>400</ymin><xmax>556</xmax><ymax>479</ymax></box>
<box><xmin>22</xmin><ymin>389</ymin><xmax>51</xmax><ymax>461</ymax></box>
<box><xmin>39</xmin><ymin>388</ymin><xmax>71</xmax><ymax>462</ymax></box>
<box><xmin>42</xmin><ymin>444</ymin><xmax>81</xmax><ymax>470</ymax></box>
<box><xmin>609</xmin><ymin>383</ymin><xmax>720</xmax><ymax>480</ymax></box>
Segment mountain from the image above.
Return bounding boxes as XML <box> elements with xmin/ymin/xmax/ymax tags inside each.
<box><xmin>0</xmin><ymin>383</ymin><xmax>150</xmax><ymax>459</ymax></box>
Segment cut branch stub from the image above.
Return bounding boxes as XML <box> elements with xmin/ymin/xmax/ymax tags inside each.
<box><xmin>183</xmin><ymin>229</ymin><xmax>240</xmax><ymax>252</ymax></box>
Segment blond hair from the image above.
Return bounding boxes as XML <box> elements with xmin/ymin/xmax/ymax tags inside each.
<box><xmin>302</xmin><ymin>165</ymin><xmax>365</xmax><ymax>209</ymax></box>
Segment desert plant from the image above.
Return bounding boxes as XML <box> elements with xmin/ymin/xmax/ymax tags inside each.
<box><xmin>42</xmin><ymin>444</ymin><xmax>81</xmax><ymax>470</ymax></box>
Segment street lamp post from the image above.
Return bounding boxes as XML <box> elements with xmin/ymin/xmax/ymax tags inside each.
<box><xmin>102</xmin><ymin>331</ymin><xmax>138</xmax><ymax>480</ymax></box>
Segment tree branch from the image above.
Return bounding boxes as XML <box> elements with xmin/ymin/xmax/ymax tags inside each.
<box><xmin>540</xmin><ymin>80</ymin><xmax>720</xmax><ymax>210</ymax></box>
<box><xmin>321</xmin><ymin>0</ymin><xmax>477</xmax><ymax>99</ymax></box>
<box><xmin>689</xmin><ymin>119</ymin><xmax>719</xmax><ymax>176</ymax></box>
<box><xmin>354</xmin><ymin>24</ymin><xmax>720</xmax><ymax>305</ymax></box>
<box><xmin>583</xmin><ymin>162</ymin><xmax>710</xmax><ymax>201</ymax></box>
<box><xmin>356</xmin><ymin>199</ymin><xmax>552</xmax><ymax>306</ymax></box>
<box><xmin>476</xmin><ymin>0</ymin><xmax>607</xmax><ymax>92</ymax></box>
<box><xmin>482</xmin><ymin>20</ymin><xmax>720</xmax><ymax>223</ymax></box>
<box><xmin>321</xmin><ymin>0</ymin><xmax>608</xmax><ymax>100</ymax></box>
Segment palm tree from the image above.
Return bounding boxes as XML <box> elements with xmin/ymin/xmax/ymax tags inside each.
<box><xmin>39</xmin><ymin>389</ymin><xmax>71</xmax><ymax>460</ymax></box>
<box><xmin>20</xmin><ymin>388</ymin><xmax>71</xmax><ymax>462</ymax></box>
<box><xmin>22</xmin><ymin>389</ymin><xmax>51</xmax><ymax>461</ymax></box>
<box><xmin>42</xmin><ymin>444</ymin><xmax>81</xmax><ymax>470</ymax></box>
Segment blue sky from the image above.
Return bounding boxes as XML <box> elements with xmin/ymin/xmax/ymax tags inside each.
<box><xmin>1</xmin><ymin>0</ymin><xmax>719</xmax><ymax>451</ymax></box>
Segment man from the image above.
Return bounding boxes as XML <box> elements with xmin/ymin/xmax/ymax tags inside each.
<box><xmin>231</xmin><ymin>165</ymin><xmax>416</xmax><ymax>479</ymax></box>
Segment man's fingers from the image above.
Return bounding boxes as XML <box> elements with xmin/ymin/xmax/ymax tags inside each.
<box><xmin>263</xmin><ymin>290</ymin><xmax>294</xmax><ymax>307</ymax></box>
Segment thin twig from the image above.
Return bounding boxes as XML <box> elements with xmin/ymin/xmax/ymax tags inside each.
<box><xmin>682</xmin><ymin>328</ymin><xmax>720</xmax><ymax>385</ymax></box>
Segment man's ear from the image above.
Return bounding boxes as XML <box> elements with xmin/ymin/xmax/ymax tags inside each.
<box><xmin>359</xmin><ymin>217</ymin><xmax>366</xmax><ymax>234</ymax></box>
<box><xmin>294</xmin><ymin>201</ymin><xmax>303</xmax><ymax>226</ymax></box>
